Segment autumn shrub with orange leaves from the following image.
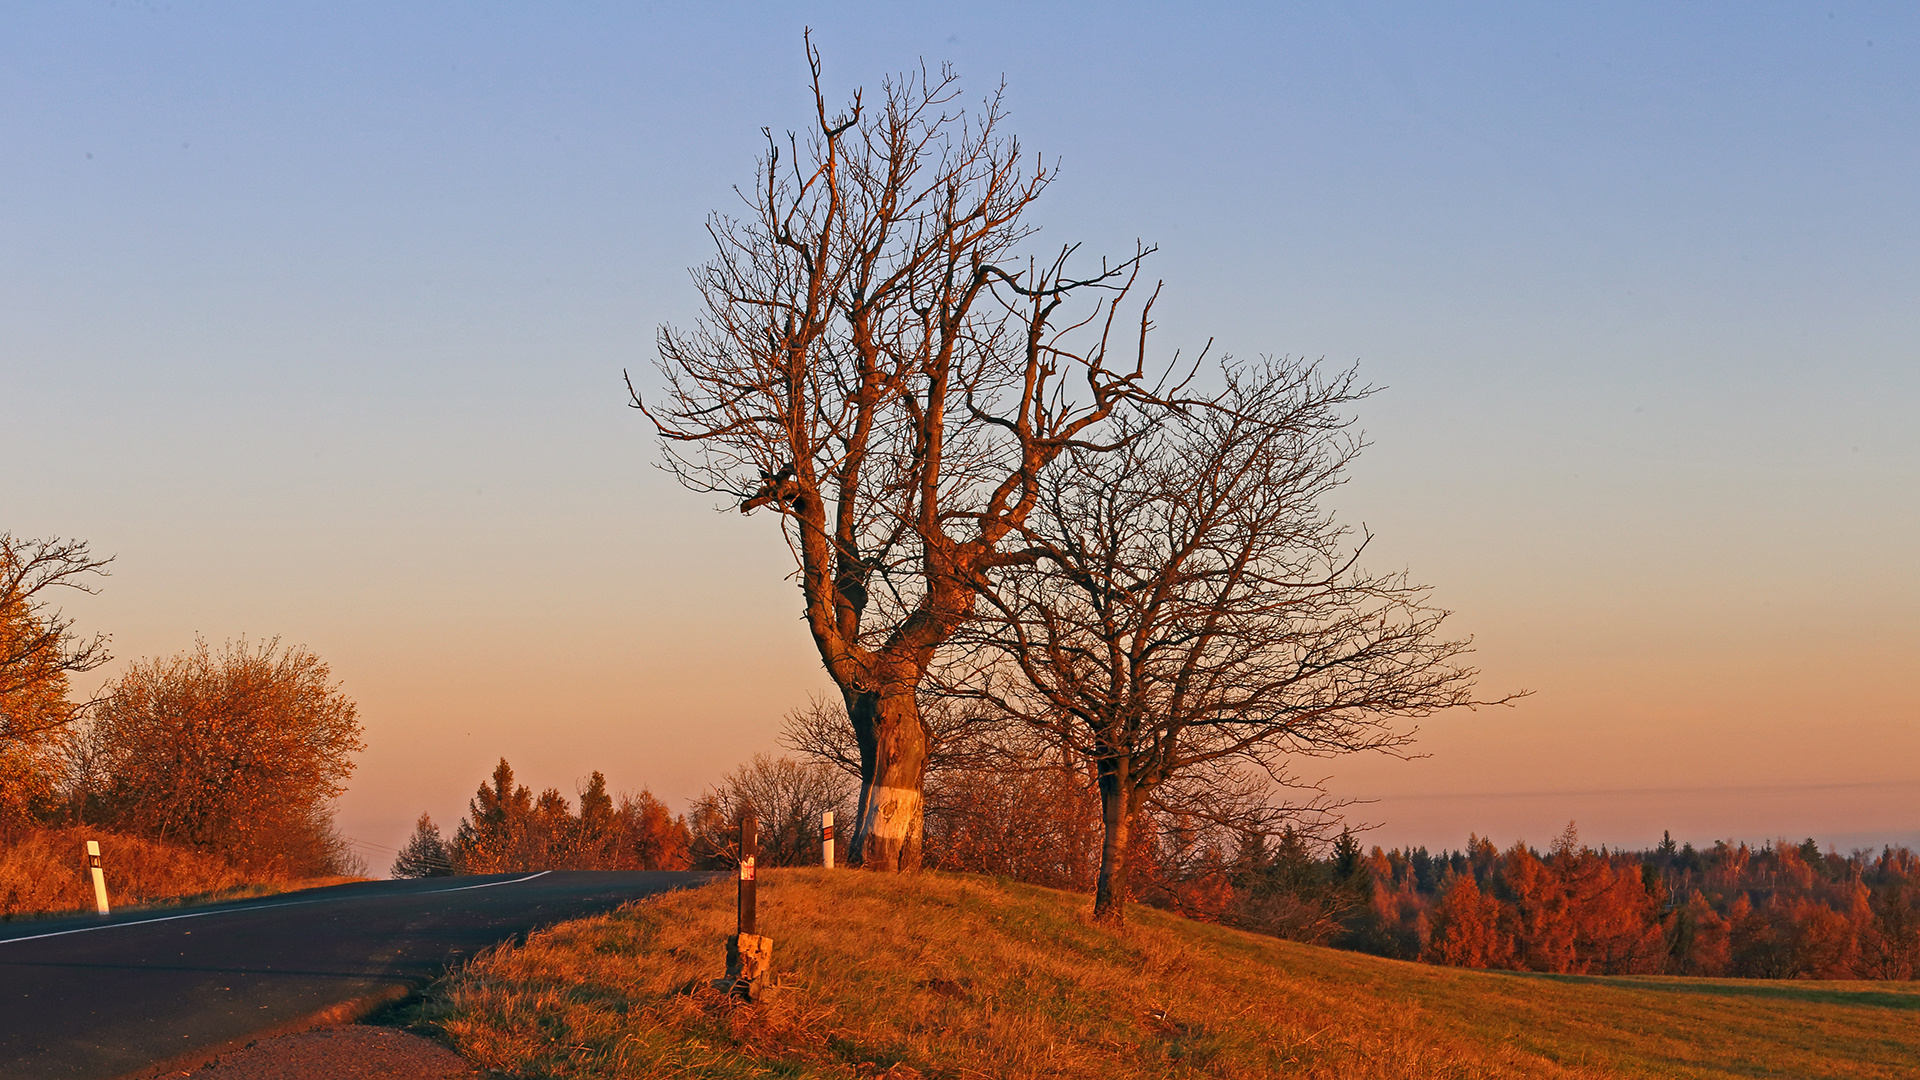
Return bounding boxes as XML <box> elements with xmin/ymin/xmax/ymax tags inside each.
<box><xmin>60</xmin><ymin>637</ymin><xmax>366</xmax><ymax>878</ymax></box>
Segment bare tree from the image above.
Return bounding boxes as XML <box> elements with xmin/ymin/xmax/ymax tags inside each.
<box><xmin>688</xmin><ymin>753</ymin><xmax>855</xmax><ymax>868</ymax></box>
<box><xmin>0</xmin><ymin>534</ymin><xmax>112</xmax><ymax>744</ymax></box>
<box><xmin>953</xmin><ymin>358</ymin><xmax>1507</xmax><ymax>922</ymax></box>
<box><xmin>637</xmin><ymin>40</ymin><xmax>1185</xmax><ymax>869</ymax></box>
<box><xmin>782</xmin><ymin>692</ymin><xmax>1094</xmax><ymax>883</ymax></box>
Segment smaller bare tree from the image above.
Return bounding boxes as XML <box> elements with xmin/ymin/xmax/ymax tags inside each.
<box><xmin>955</xmin><ymin>358</ymin><xmax>1509</xmax><ymax>923</ymax></box>
<box><xmin>779</xmin><ymin>693</ymin><xmax>1014</xmax><ymax>782</ymax></box>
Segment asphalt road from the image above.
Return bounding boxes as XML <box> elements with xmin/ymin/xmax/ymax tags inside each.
<box><xmin>0</xmin><ymin>871</ymin><xmax>713</xmax><ymax>1080</ymax></box>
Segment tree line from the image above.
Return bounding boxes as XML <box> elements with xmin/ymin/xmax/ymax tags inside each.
<box><xmin>411</xmin><ymin>735</ymin><xmax>1920</xmax><ymax>983</ymax></box>
<box><xmin>2</xmin><ymin>533</ymin><xmax>364</xmax><ymax>878</ymax></box>
<box><xmin>1334</xmin><ymin>826</ymin><xmax>1920</xmax><ymax>980</ymax></box>
<box><xmin>1125</xmin><ymin>820</ymin><xmax>1920</xmax><ymax>982</ymax></box>
<box><xmin>394</xmin><ymin>752</ymin><xmax>855</xmax><ymax>877</ymax></box>
<box><xmin>392</xmin><ymin>759</ymin><xmax>694</xmax><ymax>877</ymax></box>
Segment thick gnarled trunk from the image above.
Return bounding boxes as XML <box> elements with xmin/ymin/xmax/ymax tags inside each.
<box><xmin>845</xmin><ymin>686</ymin><xmax>929</xmax><ymax>871</ymax></box>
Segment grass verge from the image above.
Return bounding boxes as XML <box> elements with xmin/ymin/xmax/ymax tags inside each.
<box><xmin>0</xmin><ymin>825</ymin><xmax>358</xmax><ymax>921</ymax></box>
<box><xmin>416</xmin><ymin>869</ymin><xmax>1920</xmax><ymax>1079</ymax></box>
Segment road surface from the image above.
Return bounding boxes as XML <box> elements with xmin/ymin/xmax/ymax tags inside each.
<box><xmin>0</xmin><ymin>871</ymin><xmax>712</xmax><ymax>1080</ymax></box>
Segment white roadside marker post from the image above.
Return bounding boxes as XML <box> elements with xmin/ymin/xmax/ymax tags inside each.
<box><xmin>85</xmin><ymin>840</ymin><xmax>110</xmax><ymax>916</ymax></box>
<box><xmin>822</xmin><ymin>810</ymin><xmax>834</xmax><ymax>869</ymax></box>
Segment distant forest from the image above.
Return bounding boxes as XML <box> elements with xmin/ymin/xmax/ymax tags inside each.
<box><xmin>1310</xmin><ymin>827</ymin><xmax>1918</xmax><ymax>981</ymax></box>
<box><xmin>400</xmin><ymin>754</ymin><xmax>1919</xmax><ymax>983</ymax></box>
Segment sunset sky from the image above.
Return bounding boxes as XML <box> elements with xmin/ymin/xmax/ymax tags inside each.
<box><xmin>5</xmin><ymin>4</ymin><xmax>1915</xmax><ymax>867</ymax></box>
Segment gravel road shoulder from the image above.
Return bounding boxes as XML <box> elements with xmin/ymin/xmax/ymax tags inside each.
<box><xmin>153</xmin><ymin>1025</ymin><xmax>478</xmax><ymax>1080</ymax></box>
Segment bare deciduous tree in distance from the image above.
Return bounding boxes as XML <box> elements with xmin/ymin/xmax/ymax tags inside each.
<box><xmin>781</xmin><ymin>692</ymin><xmax>1098</xmax><ymax>882</ymax></box>
<box><xmin>953</xmin><ymin>358</ymin><xmax>1511</xmax><ymax>923</ymax></box>
<box><xmin>688</xmin><ymin>753</ymin><xmax>855</xmax><ymax>868</ymax></box>
<box><xmin>637</xmin><ymin>39</ymin><xmax>1188</xmax><ymax>869</ymax></box>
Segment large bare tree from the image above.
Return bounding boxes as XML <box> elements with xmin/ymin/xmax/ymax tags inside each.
<box><xmin>637</xmin><ymin>42</ymin><xmax>1182</xmax><ymax>869</ymax></box>
<box><xmin>953</xmin><ymin>358</ymin><xmax>1503</xmax><ymax>921</ymax></box>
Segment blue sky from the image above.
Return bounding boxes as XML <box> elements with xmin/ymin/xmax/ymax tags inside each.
<box><xmin>4</xmin><ymin>3</ymin><xmax>1915</xmax><ymax>862</ymax></box>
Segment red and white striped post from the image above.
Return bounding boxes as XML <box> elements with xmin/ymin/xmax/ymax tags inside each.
<box><xmin>821</xmin><ymin>810</ymin><xmax>834</xmax><ymax>869</ymax></box>
<box><xmin>85</xmin><ymin>840</ymin><xmax>110</xmax><ymax>916</ymax></box>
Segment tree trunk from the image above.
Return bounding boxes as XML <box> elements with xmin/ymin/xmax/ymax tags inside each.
<box><xmin>844</xmin><ymin>688</ymin><xmax>878</xmax><ymax>861</ymax></box>
<box><xmin>847</xmin><ymin>686</ymin><xmax>929</xmax><ymax>871</ymax></box>
<box><xmin>1093</xmin><ymin>755</ymin><xmax>1133</xmax><ymax>923</ymax></box>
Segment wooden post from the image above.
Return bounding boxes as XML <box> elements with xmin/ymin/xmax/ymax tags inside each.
<box><xmin>85</xmin><ymin>840</ymin><xmax>110</xmax><ymax>916</ymax></box>
<box><xmin>822</xmin><ymin>810</ymin><xmax>835</xmax><ymax>869</ymax></box>
<box><xmin>738</xmin><ymin>810</ymin><xmax>757</xmax><ymax>936</ymax></box>
<box><xmin>714</xmin><ymin>810</ymin><xmax>775</xmax><ymax>1000</ymax></box>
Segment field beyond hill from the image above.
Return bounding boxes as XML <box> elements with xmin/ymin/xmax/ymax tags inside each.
<box><xmin>417</xmin><ymin>869</ymin><xmax>1920</xmax><ymax>1079</ymax></box>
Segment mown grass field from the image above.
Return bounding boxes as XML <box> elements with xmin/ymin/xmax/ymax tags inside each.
<box><xmin>418</xmin><ymin>869</ymin><xmax>1920</xmax><ymax>1079</ymax></box>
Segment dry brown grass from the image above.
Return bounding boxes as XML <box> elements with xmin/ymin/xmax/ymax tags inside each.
<box><xmin>417</xmin><ymin>869</ymin><xmax>1920</xmax><ymax>1079</ymax></box>
<box><xmin>0</xmin><ymin>825</ymin><xmax>356</xmax><ymax>919</ymax></box>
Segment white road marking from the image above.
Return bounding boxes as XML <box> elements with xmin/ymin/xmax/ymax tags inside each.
<box><xmin>0</xmin><ymin>901</ymin><xmax>321</xmax><ymax>944</ymax></box>
<box><xmin>428</xmin><ymin>870</ymin><xmax>552</xmax><ymax>892</ymax></box>
<box><xmin>0</xmin><ymin>872</ymin><xmax>556</xmax><ymax>946</ymax></box>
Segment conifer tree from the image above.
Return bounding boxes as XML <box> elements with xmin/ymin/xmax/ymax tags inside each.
<box><xmin>391</xmin><ymin>813</ymin><xmax>453</xmax><ymax>878</ymax></box>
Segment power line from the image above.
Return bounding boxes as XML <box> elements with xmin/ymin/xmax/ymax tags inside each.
<box><xmin>341</xmin><ymin>835</ymin><xmax>454</xmax><ymax>870</ymax></box>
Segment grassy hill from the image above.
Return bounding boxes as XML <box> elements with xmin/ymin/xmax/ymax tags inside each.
<box><xmin>418</xmin><ymin>869</ymin><xmax>1920</xmax><ymax>1079</ymax></box>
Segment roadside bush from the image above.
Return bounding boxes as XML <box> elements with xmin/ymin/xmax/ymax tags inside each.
<box><xmin>80</xmin><ymin>637</ymin><xmax>364</xmax><ymax>876</ymax></box>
